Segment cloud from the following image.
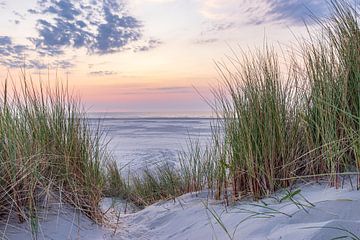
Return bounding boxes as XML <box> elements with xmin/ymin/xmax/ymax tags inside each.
<box><xmin>147</xmin><ymin>87</ymin><xmax>192</xmax><ymax>93</ymax></box>
<box><xmin>193</xmin><ymin>38</ymin><xmax>218</xmax><ymax>44</ymax></box>
<box><xmin>12</xmin><ymin>11</ymin><xmax>25</xmax><ymax>25</ymax></box>
<box><xmin>0</xmin><ymin>36</ymin><xmax>32</xmax><ymax>68</ymax></box>
<box><xmin>0</xmin><ymin>36</ymin><xmax>12</xmax><ymax>46</ymax></box>
<box><xmin>53</xmin><ymin>59</ymin><xmax>75</xmax><ymax>69</ymax></box>
<box><xmin>13</xmin><ymin>11</ymin><xmax>25</xmax><ymax>20</ymax></box>
<box><xmin>93</xmin><ymin>8</ymin><xmax>142</xmax><ymax>54</ymax></box>
<box><xmin>28</xmin><ymin>9</ymin><xmax>39</xmax><ymax>14</ymax></box>
<box><xmin>1</xmin><ymin>0</ymin><xmax>158</xmax><ymax>69</ymax></box>
<box><xmin>135</xmin><ymin>0</ymin><xmax>176</xmax><ymax>3</ymax></box>
<box><xmin>200</xmin><ymin>0</ymin><xmax>329</xmax><ymax>26</ymax></box>
<box><xmin>201</xmin><ymin>21</ymin><xmax>235</xmax><ymax>35</ymax></box>
<box><xmin>29</xmin><ymin>0</ymin><xmax>154</xmax><ymax>56</ymax></box>
<box><xmin>0</xmin><ymin>35</ymin><xmax>74</xmax><ymax>69</ymax></box>
<box><xmin>88</xmin><ymin>62</ymin><xmax>109</xmax><ymax>69</ymax></box>
<box><xmin>27</xmin><ymin>60</ymin><xmax>48</xmax><ymax>69</ymax></box>
<box><xmin>133</xmin><ymin>39</ymin><xmax>162</xmax><ymax>52</ymax></box>
<box><xmin>253</xmin><ymin>0</ymin><xmax>327</xmax><ymax>25</ymax></box>
<box><xmin>120</xmin><ymin>86</ymin><xmax>193</xmax><ymax>95</ymax></box>
<box><xmin>89</xmin><ymin>70</ymin><xmax>117</xmax><ymax>76</ymax></box>
<box><xmin>210</xmin><ymin>22</ymin><xmax>235</xmax><ymax>31</ymax></box>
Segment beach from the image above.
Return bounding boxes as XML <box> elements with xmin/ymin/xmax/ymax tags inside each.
<box><xmin>4</xmin><ymin>181</ymin><xmax>360</xmax><ymax>239</ymax></box>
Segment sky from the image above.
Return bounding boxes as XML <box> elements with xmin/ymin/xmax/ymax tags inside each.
<box><xmin>0</xmin><ymin>0</ymin><xmax>331</xmax><ymax>112</ymax></box>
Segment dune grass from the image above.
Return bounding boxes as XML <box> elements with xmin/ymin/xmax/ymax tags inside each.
<box><xmin>302</xmin><ymin>0</ymin><xmax>360</xmax><ymax>186</ymax></box>
<box><xmin>211</xmin><ymin>46</ymin><xmax>305</xmax><ymax>200</ymax></box>
<box><xmin>0</xmin><ymin>75</ymin><xmax>109</xmax><ymax>232</ymax></box>
<box><xmin>207</xmin><ymin>0</ymin><xmax>360</xmax><ymax>202</ymax></box>
<box><xmin>105</xmin><ymin>140</ymin><xmax>215</xmax><ymax>207</ymax></box>
<box><xmin>104</xmin><ymin>0</ymin><xmax>360</xmax><ymax>208</ymax></box>
<box><xmin>1</xmin><ymin>1</ymin><xmax>359</xmax><ymax>238</ymax></box>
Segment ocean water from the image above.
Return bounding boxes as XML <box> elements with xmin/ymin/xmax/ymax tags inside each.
<box><xmin>88</xmin><ymin>112</ymin><xmax>213</xmax><ymax>171</ymax></box>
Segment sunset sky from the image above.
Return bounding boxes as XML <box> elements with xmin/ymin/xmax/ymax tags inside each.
<box><xmin>0</xmin><ymin>0</ymin><xmax>331</xmax><ymax>112</ymax></box>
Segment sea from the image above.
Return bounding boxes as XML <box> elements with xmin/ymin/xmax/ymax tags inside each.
<box><xmin>88</xmin><ymin>112</ymin><xmax>213</xmax><ymax>171</ymax></box>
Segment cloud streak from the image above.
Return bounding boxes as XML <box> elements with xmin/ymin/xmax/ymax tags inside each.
<box><xmin>120</xmin><ymin>86</ymin><xmax>193</xmax><ymax>95</ymax></box>
<box><xmin>133</xmin><ymin>39</ymin><xmax>162</xmax><ymax>52</ymax></box>
<box><xmin>201</xmin><ymin>0</ymin><xmax>329</xmax><ymax>26</ymax></box>
<box><xmin>253</xmin><ymin>0</ymin><xmax>327</xmax><ymax>25</ymax></box>
<box><xmin>89</xmin><ymin>70</ymin><xmax>117</xmax><ymax>76</ymax></box>
<box><xmin>193</xmin><ymin>38</ymin><xmax>218</xmax><ymax>45</ymax></box>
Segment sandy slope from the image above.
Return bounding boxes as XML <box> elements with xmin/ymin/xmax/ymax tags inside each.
<box><xmin>115</xmin><ymin>183</ymin><xmax>360</xmax><ymax>240</ymax></box>
<box><xmin>0</xmin><ymin>204</ymin><xmax>107</xmax><ymax>240</ymax></box>
<box><xmin>2</xmin><ymin>182</ymin><xmax>360</xmax><ymax>239</ymax></box>
<box><xmin>0</xmin><ymin>197</ymin><xmax>138</xmax><ymax>240</ymax></box>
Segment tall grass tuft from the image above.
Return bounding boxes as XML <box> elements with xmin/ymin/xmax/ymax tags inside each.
<box><xmin>179</xmin><ymin>138</ymin><xmax>217</xmax><ymax>194</ymax></box>
<box><xmin>302</xmin><ymin>0</ymin><xmax>360</xmax><ymax>187</ymax></box>
<box><xmin>209</xmin><ymin>0</ymin><xmax>360</xmax><ymax>201</ymax></box>
<box><xmin>0</xmin><ymin>74</ymin><xmax>108</xmax><ymax>229</ymax></box>
<box><xmin>212</xmin><ymin>47</ymin><xmax>305</xmax><ymax>200</ymax></box>
<box><xmin>104</xmin><ymin>1</ymin><xmax>360</xmax><ymax>207</ymax></box>
<box><xmin>105</xmin><ymin>140</ymin><xmax>216</xmax><ymax>207</ymax></box>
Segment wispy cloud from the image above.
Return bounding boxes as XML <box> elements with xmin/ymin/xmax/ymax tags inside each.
<box><xmin>89</xmin><ymin>70</ymin><xmax>117</xmax><ymax>76</ymax></box>
<box><xmin>53</xmin><ymin>59</ymin><xmax>75</xmax><ymax>69</ymax></box>
<box><xmin>210</xmin><ymin>22</ymin><xmax>235</xmax><ymax>31</ymax></box>
<box><xmin>252</xmin><ymin>0</ymin><xmax>327</xmax><ymax>25</ymax></box>
<box><xmin>147</xmin><ymin>0</ymin><xmax>176</xmax><ymax>2</ymax></box>
<box><xmin>201</xmin><ymin>21</ymin><xmax>235</xmax><ymax>36</ymax></box>
<box><xmin>200</xmin><ymin>0</ymin><xmax>328</xmax><ymax>26</ymax></box>
<box><xmin>200</xmin><ymin>0</ymin><xmax>239</xmax><ymax>20</ymax></box>
<box><xmin>121</xmin><ymin>86</ymin><xmax>193</xmax><ymax>95</ymax></box>
<box><xmin>0</xmin><ymin>1</ymin><xmax>5</xmax><ymax>9</ymax></box>
<box><xmin>147</xmin><ymin>86</ymin><xmax>192</xmax><ymax>93</ymax></box>
<box><xmin>133</xmin><ymin>39</ymin><xmax>162</xmax><ymax>52</ymax></box>
<box><xmin>193</xmin><ymin>38</ymin><xmax>218</xmax><ymax>45</ymax></box>
<box><xmin>131</xmin><ymin>0</ymin><xmax>177</xmax><ymax>6</ymax></box>
<box><xmin>88</xmin><ymin>62</ymin><xmax>109</xmax><ymax>69</ymax></box>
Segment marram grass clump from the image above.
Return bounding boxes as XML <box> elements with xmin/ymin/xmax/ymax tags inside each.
<box><xmin>210</xmin><ymin>0</ymin><xmax>360</xmax><ymax>202</ymax></box>
<box><xmin>105</xmin><ymin>0</ymin><xmax>360</xmax><ymax>208</ymax></box>
<box><xmin>105</xmin><ymin>140</ymin><xmax>215</xmax><ymax>207</ymax></box>
<box><xmin>0</xmin><ymin>76</ymin><xmax>109</xmax><ymax>230</ymax></box>
<box><xmin>301</xmin><ymin>0</ymin><xmax>360</xmax><ymax>186</ymax></box>
<box><xmin>211</xmin><ymin>46</ymin><xmax>305</xmax><ymax>200</ymax></box>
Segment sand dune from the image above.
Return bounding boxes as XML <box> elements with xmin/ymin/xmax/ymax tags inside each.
<box><xmin>5</xmin><ymin>182</ymin><xmax>360</xmax><ymax>240</ymax></box>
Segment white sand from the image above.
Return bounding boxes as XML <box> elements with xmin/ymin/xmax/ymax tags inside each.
<box><xmin>115</xmin><ymin>182</ymin><xmax>360</xmax><ymax>240</ymax></box>
<box><xmin>3</xmin><ymin>182</ymin><xmax>360</xmax><ymax>239</ymax></box>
